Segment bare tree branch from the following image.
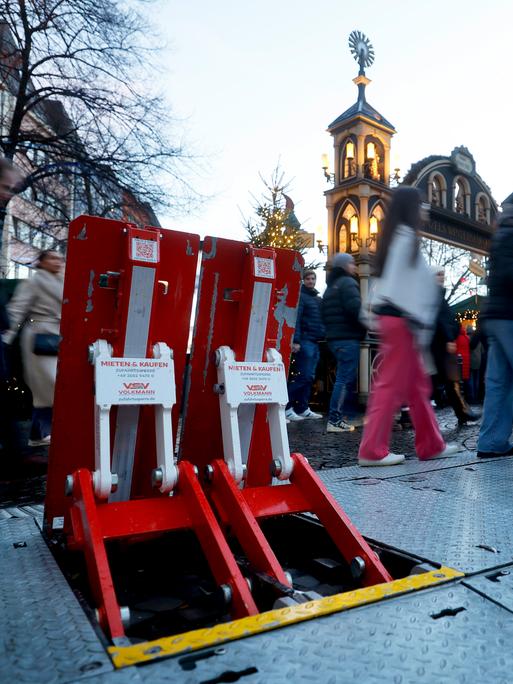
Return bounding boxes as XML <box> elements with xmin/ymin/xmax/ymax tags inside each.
<box><xmin>0</xmin><ymin>0</ymin><xmax>202</xmax><ymax>274</ymax></box>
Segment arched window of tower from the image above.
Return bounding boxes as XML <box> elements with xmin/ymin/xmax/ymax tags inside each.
<box><xmin>364</xmin><ymin>137</ymin><xmax>384</xmax><ymax>182</ymax></box>
<box><xmin>475</xmin><ymin>193</ymin><xmax>490</xmax><ymax>224</ymax></box>
<box><xmin>429</xmin><ymin>173</ymin><xmax>447</xmax><ymax>209</ymax></box>
<box><xmin>453</xmin><ymin>176</ymin><xmax>470</xmax><ymax>215</ymax></box>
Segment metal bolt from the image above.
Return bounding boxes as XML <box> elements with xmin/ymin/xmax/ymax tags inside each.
<box><xmin>213</xmin><ymin>383</ymin><xmax>225</xmax><ymax>395</ymax></box>
<box><xmin>350</xmin><ymin>556</ymin><xmax>366</xmax><ymax>580</ymax></box>
<box><xmin>152</xmin><ymin>468</ymin><xmax>163</xmax><ymax>488</ymax></box>
<box><xmin>220</xmin><ymin>583</ymin><xmax>232</xmax><ymax>605</ymax></box>
<box><xmin>271</xmin><ymin>459</ymin><xmax>282</xmax><ymax>477</ymax></box>
<box><xmin>205</xmin><ymin>464</ymin><xmax>214</xmax><ymax>482</ymax></box>
<box><xmin>120</xmin><ymin>606</ymin><xmax>131</xmax><ymax>628</ymax></box>
<box><xmin>88</xmin><ymin>344</ymin><xmax>95</xmax><ymax>364</ymax></box>
<box><xmin>144</xmin><ymin>645</ymin><xmax>163</xmax><ymax>656</ymax></box>
<box><xmin>110</xmin><ymin>473</ymin><xmax>119</xmax><ymax>493</ymax></box>
<box><xmin>64</xmin><ymin>474</ymin><xmax>74</xmax><ymax>497</ymax></box>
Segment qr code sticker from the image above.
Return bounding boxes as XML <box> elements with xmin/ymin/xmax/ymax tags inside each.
<box><xmin>132</xmin><ymin>237</ymin><xmax>158</xmax><ymax>263</ymax></box>
<box><xmin>254</xmin><ymin>256</ymin><xmax>275</xmax><ymax>279</ymax></box>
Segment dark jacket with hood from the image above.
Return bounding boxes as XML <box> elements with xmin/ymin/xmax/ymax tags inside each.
<box><xmin>321</xmin><ymin>267</ymin><xmax>366</xmax><ymax>341</ymax></box>
<box><xmin>482</xmin><ymin>215</ymin><xmax>513</xmax><ymax>320</ymax></box>
<box><xmin>293</xmin><ymin>284</ymin><xmax>325</xmax><ymax>344</ymax></box>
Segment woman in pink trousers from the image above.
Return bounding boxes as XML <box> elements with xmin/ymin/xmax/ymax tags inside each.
<box><xmin>358</xmin><ymin>187</ymin><xmax>461</xmax><ymax>466</ymax></box>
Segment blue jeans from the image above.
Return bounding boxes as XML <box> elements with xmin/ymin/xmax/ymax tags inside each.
<box><xmin>477</xmin><ymin>319</ymin><xmax>513</xmax><ymax>453</ymax></box>
<box><xmin>287</xmin><ymin>340</ymin><xmax>320</xmax><ymax>414</ymax></box>
<box><xmin>327</xmin><ymin>339</ymin><xmax>360</xmax><ymax>424</ymax></box>
<box><xmin>30</xmin><ymin>407</ymin><xmax>53</xmax><ymax>440</ymax></box>
<box><xmin>469</xmin><ymin>369</ymin><xmax>480</xmax><ymax>404</ymax></box>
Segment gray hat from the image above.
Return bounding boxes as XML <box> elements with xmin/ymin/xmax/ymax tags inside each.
<box><xmin>331</xmin><ymin>252</ymin><xmax>355</xmax><ymax>271</ymax></box>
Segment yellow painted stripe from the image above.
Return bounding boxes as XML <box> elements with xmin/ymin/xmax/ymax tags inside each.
<box><xmin>109</xmin><ymin>566</ymin><xmax>463</xmax><ymax>668</ymax></box>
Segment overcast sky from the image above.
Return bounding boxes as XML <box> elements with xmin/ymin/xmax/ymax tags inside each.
<box><xmin>154</xmin><ymin>0</ymin><xmax>513</xmax><ymax>260</ymax></box>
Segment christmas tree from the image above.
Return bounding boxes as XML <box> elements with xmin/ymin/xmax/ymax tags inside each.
<box><xmin>244</xmin><ymin>167</ymin><xmax>311</xmax><ymax>254</ymax></box>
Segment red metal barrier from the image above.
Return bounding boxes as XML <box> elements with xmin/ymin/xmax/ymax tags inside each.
<box><xmin>45</xmin><ymin>222</ymin><xmax>391</xmax><ymax>643</ymax></box>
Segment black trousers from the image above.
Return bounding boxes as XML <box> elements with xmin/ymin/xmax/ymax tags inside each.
<box><xmin>432</xmin><ymin>373</ymin><xmax>470</xmax><ymax>420</ymax></box>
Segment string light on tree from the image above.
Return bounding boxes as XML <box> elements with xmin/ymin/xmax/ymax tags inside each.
<box><xmin>243</xmin><ymin>166</ymin><xmax>321</xmax><ymax>267</ymax></box>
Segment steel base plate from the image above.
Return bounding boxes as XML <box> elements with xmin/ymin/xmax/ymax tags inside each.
<box><xmin>0</xmin><ymin>518</ymin><xmax>113</xmax><ymax>684</ymax></box>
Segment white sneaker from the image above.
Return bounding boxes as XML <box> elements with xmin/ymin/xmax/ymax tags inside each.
<box><xmin>358</xmin><ymin>453</ymin><xmax>405</xmax><ymax>467</ymax></box>
<box><xmin>285</xmin><ymin>408</ymin><xmax>306</xmax><ymax>422</ymax></box>
<box><xmin>28</xmin><ymin>435</ymin><xmax>51</xmax><ymax>447</ymax></box>
<box><xmin>420</xmin><ymin>442</ymin><xmax>464</xmax><ymax>460</ymax></box>
<box><xmin>326</xmin><ymin>420</ymin><xmax>355</xmax><ymax>433</ymax></box>
<box><xmin>296</xmin><ymin>408</ymin><xmax>323</xmax><ymax>420</ymax></box>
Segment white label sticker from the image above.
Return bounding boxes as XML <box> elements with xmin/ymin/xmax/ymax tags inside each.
<box><xmin>131</xmin><ymin>237</ymin><xmax>158</xmax><ymax>263</ymax></box>
<box><xmin>223</xmin><ymin>361</ymin><xmax>287</xmax><ymax>405</ymax></box>
<box><xmin>52</xmin><ymin>516</ymin><xmax>64</xmax><ymax>530</ymax></box>
<box><xmin>254</xmin><ymin>256</ymin><xmax>275</xmax><ymax>279</ymax></box>
<box><xmin>95</xmin><ymin>357</ymin><xmax>176</xmax><ymax>407</ymax></box>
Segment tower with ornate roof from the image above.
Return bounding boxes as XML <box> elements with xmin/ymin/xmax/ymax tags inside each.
<box><xmin>325</xmin><ymin>31</ymin><xmax>395</xmax><ymax>261</ymax></box>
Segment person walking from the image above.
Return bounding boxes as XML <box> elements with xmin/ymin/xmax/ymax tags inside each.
<box><xmin>322</xmin><ymin>252</ymin><xmax>366</xmax><ymax>433</ymax></box>
<box><xmin>358</xmin><ymin>187</ymin><xmax>460</xmax><ymax>466</ymax></box>
<box><xmin>286</xmin><ymin>269</ymin><xmax>324</xmax><ymax>421</ymax></box>
<box><xmin>0</xmin><ymin>287</ymin><xmax>23</xmax><ymax>473</ymax></box>
<box><xmin>456</xmin><ymin>324</ymin><xmax>471</xmax><ymax>400</ymax></box>
<box><xmin>431</xmin><ymin>269</ymin><xmax>479</xmax><ymax>425</ymax></box>
<box><xmin>2</xmin><ymin>250</ymin><xmax>64</xmax><ymax>446</ymax></box>
<box><xmin>469</xmin><ymin>324</ymin><xmax>484</xmax><ymax>404</ymax></box>
<box><xmin>477</xmin><ymin>193</ymin><xmax>513</xmax><ymax>458</ymax></box>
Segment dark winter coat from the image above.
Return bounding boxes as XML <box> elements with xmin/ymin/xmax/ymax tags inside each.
<box><xmin>431</xmin><ymin>287</ymin><xmax>459</xmax><ymax>372</ymax></box>
<box><xmin>321</xmin><ymin>268</ymin><xmax>366</xmax><ymax>341</ymax></box>
<box><xmin>482</xmin><ymin>218</ymin><xmax>513</xmax><ymax>320</ymax></box>
<box><xmin>293</xmin><ymin>284</ymin><xmax>325</xmax><ymax>344</ymax></box>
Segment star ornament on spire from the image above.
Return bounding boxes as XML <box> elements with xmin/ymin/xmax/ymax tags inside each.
<box><xmin>348</xmin><ymin>30</ymin><xmax>375</xmax><ymax>76</ymax></box>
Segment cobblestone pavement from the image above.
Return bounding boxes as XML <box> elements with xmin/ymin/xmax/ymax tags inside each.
<box><xmin>288</xmin><ymin>406</ymin><xmax>481</xmax><ymax>470</ymax></box>
<box><xmin>0</xmin><ymin>407</ymin><xmax>480</xmax><ymax>509</ymax></box>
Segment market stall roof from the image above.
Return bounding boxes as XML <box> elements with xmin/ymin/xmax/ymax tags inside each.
<box><xmin>449</xmin><ymin>294</ymin><xmax>484</xmax><ymax>317</ymax></box>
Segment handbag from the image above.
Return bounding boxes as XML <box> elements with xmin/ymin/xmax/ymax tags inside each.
<box><xmin>33</xmin><ymin>333</ymin><xmax>61</xmax><ymax>356</ymax></box>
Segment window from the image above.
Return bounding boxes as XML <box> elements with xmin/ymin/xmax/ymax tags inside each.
<box><xmin>12</xmin><ymin>217</ymin><xmax>32</xmax><ymax>243</ymax></box>
<box><xmin>342</xmin><ymin>139</ymin><xmax>356</xmax><ymax>179</ymax></box>
<box><xmin>453</xmin><ymin>177</ymin><xmax>470</xmax><ymax>215</ymax></box>
<box><xmin>11</xmin><ymin>261</ymin><xmax>31</xmax><ymax>279</ymax></box>
<box><xmin>363</xmin><ymin>137</ymin><xmax>384</xmax><ymax>182</ymax></box>
<box><xmin>429</xmin><ymin>174</ymin><xmax>445</xmax><ymax>208</ymax></box>
<box><xmin>339</xmin><ymin>201</ymin><xmax>359</xmax><ymax>253</ymax></box>
<box><xmin>476</xmin><ymin>194</ymin><xmax>490</xmax><ymax>224</ymax></box>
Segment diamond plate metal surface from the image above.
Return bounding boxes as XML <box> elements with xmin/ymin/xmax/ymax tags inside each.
<box><xmin>319</xmin><ymin>457</ymin><xmax>513</xmax><ymax>573</ymax></box>
<box><xmin>0</xmin><ymin>518</ymin><xmax>114</xmax><ymax>684</ymax></box>
<box><xmin>131</xmin><ymin>584</ymin><xmax>513</xmax><ymax>683</ymax></box>
<box><xmin>69</xmin><ymin>670</ymin><xmax>143</xmax><ymax>684</ymax></box>
<box><xmin>464</xmin><ymin>563</ymin><xmax>513</xmax><ymax>612</ymax></box>
<box><xmin>319</xmin><ymin>450</ymin><xmax>484</xmax><ymax>483</ymax></box>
